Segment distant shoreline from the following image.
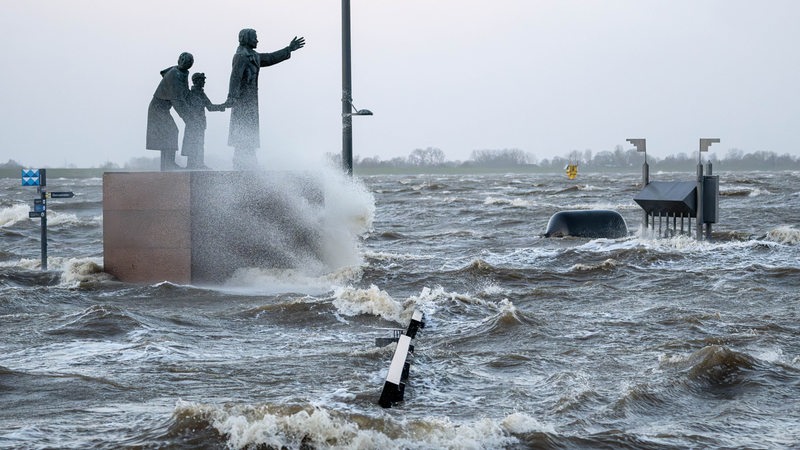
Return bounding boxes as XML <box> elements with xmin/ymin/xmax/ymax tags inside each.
<box><xmin>0</xmin><ymin>168</ymin><xmax>140</xmax><ymax>179</ymax></box>
<box><xmin>0</xmin><ymin>166</ymin><xmax>794</xmax><ymax>179</ymax></box>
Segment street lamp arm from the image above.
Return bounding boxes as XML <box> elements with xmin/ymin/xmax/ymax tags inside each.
<box><xmin>344</xmin><ymin>99</ymin><xmax>373</xmax><ymax>116</ymax></box>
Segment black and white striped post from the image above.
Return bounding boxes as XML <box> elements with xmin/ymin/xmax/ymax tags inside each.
<box><xmin>379</xmin><ymin>309</ymin><xmax>425</xmax><ymax>408</ymax></box>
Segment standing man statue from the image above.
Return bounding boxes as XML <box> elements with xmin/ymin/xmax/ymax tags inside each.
<box><xmin>146</xmin><ymin>52</ymin><xmax>194</xmax><ymax>171</ymax></box>
<box><xmin>225</xmin><ymin>28</ymin><xmax>305</xmax><ymax>170</ymax></box>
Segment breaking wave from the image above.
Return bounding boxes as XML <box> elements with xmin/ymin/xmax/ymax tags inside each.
<box><xmin>170</xmin><ymin>401</ymin><xmax>557</xmax><ymax>450</ymax></box>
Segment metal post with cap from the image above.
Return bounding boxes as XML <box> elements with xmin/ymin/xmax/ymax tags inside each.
<box><xmin>627</xmin><ymin>138</ymin><xmax>648</xmax><ymax>231</ymax></box>
<box><xmin>341</xmin><ymin>0</ymin><xmax>373</xmax><ymax>175</ymax></box>
<box><xmin>697</xmin><ymin>138</ymin><xmax>720</xmax><ymax>240</ymax></box>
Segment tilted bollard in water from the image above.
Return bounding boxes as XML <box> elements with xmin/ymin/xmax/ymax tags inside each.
<box><xmin>379</xmin><ymin>309</ymin><xmax>425</xmax><ymax>408</ymax></box>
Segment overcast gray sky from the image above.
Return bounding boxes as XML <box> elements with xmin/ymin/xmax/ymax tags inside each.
<box><xmin>1</xmin><ymin>0</ymin><xmax>798</xmax><ymax>168</ymax></box>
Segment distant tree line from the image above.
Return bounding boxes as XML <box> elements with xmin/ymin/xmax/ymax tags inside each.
<box><xmin>327</xmin><ymin>145</ymin><xmax>800</xmax><ymax>172</ymax></box>
<box><xmin>4</xmin><ymin>145</ymin><xmax>799</xmax><ymax>172</ymax></box>
<box><xmin>0</xmin><ymin>158</ymin><xmax>155</xmax><ymax>171</ymax></box>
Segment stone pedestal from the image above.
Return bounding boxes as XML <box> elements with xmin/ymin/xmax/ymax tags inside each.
<box><xmin>103</xmin><ymin>172</ymin><xmax>192</xmax><ymax>283</ymax></box>
<box><xmin>103</xmin><ymin>171</ymin><xmax>322</xmax><ymax>284</ymax></box>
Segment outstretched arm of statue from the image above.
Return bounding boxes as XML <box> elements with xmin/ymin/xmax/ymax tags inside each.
<box><xmin>207</xmin><ymin>104</ymin><xmax>226</xmax><ymax>112</ymax></box>
<box><xmin>289</xmin><ymin>36</ymin><xmax>305</xmax><ymax>51</ymax></box>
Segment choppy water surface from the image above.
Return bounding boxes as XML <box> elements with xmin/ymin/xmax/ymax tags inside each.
<box><xmin>1</xmin><ymin>169</ymin><xmax>799</xmax><ymax>449</ymax></box>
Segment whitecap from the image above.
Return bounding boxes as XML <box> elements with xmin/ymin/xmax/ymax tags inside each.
<box><xmin>173</xmin><ymin>401</ymin><xmax>528</xmax><ymax>450</ymax></box>
<box><xmin>501</xmin><ymin>412</ymin><xmax>557</xmax><ymax>435</ymax></box>
<box><xmin>59</xmin><ymin>258</ymin><xmax>113</xmax><ymax>288</ymax></box>
<box><xmin>332</xmin><ymin>284</ymin><xmax>406</xmax><ymax>323</ymax></box>
<box><xmin>217</xmin><ymin>266</ymin><xmax>360</xmax><ymax>296</ymax></box>
<box><xmin>0</xmin><ymin>204</ymin><xmax>29</xmax><ymax>227</ymax></box>
<box><xmin>765</xmin><ymin>226</ymin><xmax>800</xmax><ymax>244</ymax></box>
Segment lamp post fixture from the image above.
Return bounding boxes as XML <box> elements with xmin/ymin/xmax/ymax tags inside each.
<box><xmin>697</xmin><ymin>138</ymin><xmax>720</xmax><ymax>240</ymax></box>
<box><xmin>627</xmin><ymin>138</ymin><xmax>648</xmax><ymax>230</ymax></box>
<box><xmin>342</xmin><ymin>0</ymin><xmax>372</xmax><ymax>175</ymax></box>
<box><xmin>627</xmin><ymin>138</ymin><xmax>648</xmax><ymax>185</ymax></box>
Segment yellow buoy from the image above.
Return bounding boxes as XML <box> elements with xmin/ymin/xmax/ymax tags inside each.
<box><xmin>566</xmin><ymin>163</ymin><xmax>578</xmax><ymax>180</ymax></box>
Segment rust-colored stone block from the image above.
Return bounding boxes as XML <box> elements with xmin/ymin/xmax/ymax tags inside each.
<box><xmin>103</xmin><ymin>170</ymin><xmax>325</xmax><ymax>285</ymax></box>
<box><xmin>103</xmin><ymin>172</ymin><xmax>190</xmax><ymax>211</ymax></box>
<box><xmin>103</xmin><ymin>172</ymin><xmax>191</xmax><ymax>283</ymax></box>
<box><xmin>104</xmin><ymin>210</ymin><xmax>190</xmax><ymax>249</ymax></box>
<box><xmin>104</xmin><ymin>246</ymin><xmax>191</xmax><ymax>284</ymax></box>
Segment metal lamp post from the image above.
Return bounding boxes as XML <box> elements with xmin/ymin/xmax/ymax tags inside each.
<box><xmin>342</xmin><ymin>0</ymin><xmax>372</xmax><ymax>175</ymax></box>
<box><xmin>627</xmin><ymin>138</ymin><xmax>648</xmax><ymax>229</ymax></box>
<box><xmin>697</xmin><ymin>138</ymin><xmax>720</xmax><ymax>240</ymax></box>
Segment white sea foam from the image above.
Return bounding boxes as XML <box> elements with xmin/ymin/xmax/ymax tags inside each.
<box><xmin>565</xmin><ymin>202</ymin><xmax>640</xmax><ymax>211</ymax></box>
<box><xmin>172</xmin><ymin>401</ymin><xmax>543</xmax><ymax>450</ymax></box>
<box><xmin>44</xmin><ymin>210</ymin><xmax>82</xmax><ymax>226</ymax></box>
<box><xmin>332</xmin><ymin>284</ymin><xmax>406</xmax><ymax>323</ymax></box>
<box><xmin>406</xmin><ymin>285</ymin><xmax>499</xmax><ymax>322</ymax></box>
<box><xmin>0</xmin><ymin>202</ymin><xmax>84</xmax><ymax>227</ymax></box>
<box><xmin>721</xmin><ymin>186</ymin><xmax>771</xmax><ymax>197</ymax></box>
<box><xmin>0</xmin><ymin>203</ymin><xmax>29</xmax><ymax>227</ymax></box>
<box><xmin>196</xmin><ymin>164</ymin><xmax>374</xmax><ymax>293</ymax></box>
<box><xmin>753</xmin><ymin>347</ymin><xmax>784</xmax><ymax>364</ymax></box>
<box><xmin>748</xmin><ymin>188</ymin><xmax>771</xmax><ymax>197</ymax></box>
<box><xmin>501</xmin><ymin>412</ymin><xmax>557</xmax><ymax>435</ymax></box>
<box><xmin>483</xmin><ymin>196</ymin><xmax>532</xmax><ymax>207</ymax></box>
<box><xmin>0</xmin><ymin>257</ymin><xmax>40</xmax><ymax>270</ymax></box>
<box><xmin>495</xmin><ymin>297</ymin><xmax>516</xmax><ymax>313</ymax></box>
<box><xmin>6</xmin><ymin>339</ymin><xmax>130</xmax><ymax>375</ymax></box>
<box><xmin>59</xmin><ymin>258</ymin><xmax>113</xmax><ymax>288</ymax></box>
<box><xmin>331</xmin><ymin>285</ymin><xmax>461</xmax><ymax>325</ymax></box>
<box><xmin>363</xmin><ymin>250</ymin><xmax>432</xmax><ymax>262</ymax></box>
<box><xmin>508</xmin><ymin>198</ymin><xmax>532</xmax><ymax>207</ymax></box>
<box><xmin>480</xmin><ymin>282</ymin><xmax>508</xmax><ymax>296</ymax></box>
<box><xmin>765</xmin><ymin>226</ymin><xmax>800</xmax><ymax>244</ymax></box>
<box><xmin>218</xmin><ymin>265</ymin><xmax>363</xmax><ymax>296</ymax></box>
<box><xmin>0</xmin><ymin>256</ymin><xmax>114</xmax><ymax>287</ymax></box>
<box><xmin>611</xmin><ymin>233</ymin><xmax>705</xmax><ymax>252</ymax></box>
<box><xmin>441</xmin><ymin>196</ymin><xmax>464</xmax><ymax>204</ymax></box>
<box><xmin>571</xmin><ymin>258</ymin><xmax>618</xmax><ymax>271</ymax></box>
<box><xmin>317</xmin><ymin>168</ymin><xmax>375</xmax><ymax>270</ymax></box>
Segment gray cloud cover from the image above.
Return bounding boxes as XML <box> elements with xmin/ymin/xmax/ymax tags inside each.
<box><xmin>0</xmin><ymin>0</ymin><xmax>797</xmax><ymax>168</ymax></box>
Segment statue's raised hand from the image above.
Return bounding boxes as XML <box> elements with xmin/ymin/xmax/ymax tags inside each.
<box><xmin>289</xmin><ymin>36</ymin><xmax>305</xmax><ymax>51</ymax></box>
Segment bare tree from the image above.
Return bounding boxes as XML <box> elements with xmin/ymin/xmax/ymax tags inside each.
<box><xmin>408</xmin><ymin>147</ymin><xmax>446</xmax><ymax>166</ymax></box>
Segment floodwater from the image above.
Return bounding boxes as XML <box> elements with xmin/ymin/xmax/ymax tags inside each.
<box><xmin>1</xmin><ymin>168</ymin><xmax>799</xmax><ymax>449</ymax></box>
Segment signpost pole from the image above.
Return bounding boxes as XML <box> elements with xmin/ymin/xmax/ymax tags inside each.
<box><xmin>41</xmin><ymin>193</ymin><xmax>47</xmax><ymax>270</ymax></box>
<box><xmin>22</xmin><ymin>169</ymin><xmax>74</xmax><ymax>271</ymax></box>
<box><xmin>37</xmin><ymin>169</ymin><xmax>47</xmax><ymax>270</ymax></box>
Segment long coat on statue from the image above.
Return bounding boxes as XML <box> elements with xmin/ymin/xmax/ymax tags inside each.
<box><xmin>146</xmin><ymin>65</ymin><xmax>190</xmax><ymax>151</ymax></box>
<box><xmin>226</xmin><ymin>45</ymin><xmax>291</xmax><ymax>149</ymax></box>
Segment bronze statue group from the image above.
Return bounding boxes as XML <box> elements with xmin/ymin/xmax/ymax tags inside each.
<box><xmin>146</xmin><ymin>29</ymin><xmax>305</xmax><ymax>171</ymax></box>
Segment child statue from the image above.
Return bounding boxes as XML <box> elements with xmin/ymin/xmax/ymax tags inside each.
<box><xmin>182</xmin><ymin>72</ymin><xmax>226</xmax><ymax>170</ymax></box>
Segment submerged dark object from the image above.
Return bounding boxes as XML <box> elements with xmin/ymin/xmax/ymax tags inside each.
<box><xmin>544</xmin><ymin>210</ymin><xmax>628</xmax><ymax>238</ymax></box>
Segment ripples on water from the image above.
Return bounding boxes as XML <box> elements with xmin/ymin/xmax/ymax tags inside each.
<box><xmin>0</xmin><ymin>170</ymin><xmax>799</xmax><ymax>449</ymax></box>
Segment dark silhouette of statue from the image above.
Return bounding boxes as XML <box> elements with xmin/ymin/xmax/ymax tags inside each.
<box><xmin>182</xmin><ymin>73</ymin><xmax>226</xmax><ymax>170</ymax></box>
<box><xmin>146</xmin><ymin>52</ymin><xmax>194</xmax><ymax>171</ymax></box>
<box><xmin>225</xmin><ymin>29</ymin><xmax>305</xmax><ymax>170</ymax></box>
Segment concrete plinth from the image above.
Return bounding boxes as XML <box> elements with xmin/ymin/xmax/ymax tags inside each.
<box><xmin>103</xmin><ymin>171</ymin><xmax>322</xmax><ymax>284</ymax></box>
